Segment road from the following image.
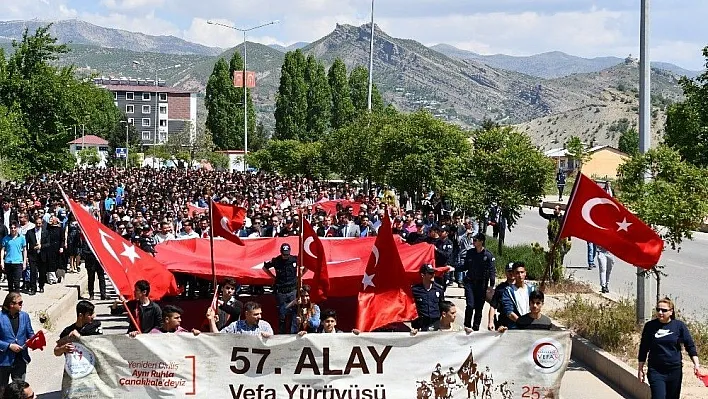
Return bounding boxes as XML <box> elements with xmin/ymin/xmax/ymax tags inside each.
<box><xmin>508</xmin><ymin>207</ymin><xmax>708</xmax><ymax>319</ymax></box>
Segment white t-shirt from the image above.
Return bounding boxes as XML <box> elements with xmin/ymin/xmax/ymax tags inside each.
<box><xmin>513</xmin><ymin>285</ymin><xmax>530</xmax><ymax>316</ymax></box>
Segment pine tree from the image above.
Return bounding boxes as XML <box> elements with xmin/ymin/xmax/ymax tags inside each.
<box><xmin>348</xmin><ymin>65</ymin><xmax>384</xmax><ymax>112</ymax></box>
<box><xmin>229</xmin><ymin>51</ymin><xmax>257</xmax><ymax>149</ymax></box>
<box><xmin>274</xmin><ymin>50</ymin><xmax>308</xmax><ymax>140</ymax></box>
<box><xmin>205</xmin><ymin>58</ymin><xmax>240</xmax><ymax>150</ymax></box>
<box><xmin>328</xmin><ymin>58</ymin><xmax>355</xmax><ymax>129</ymax></box>
<box><xmin>304</xmin><ymin>55</ymin><xmax>331</xmax><ymax>142</ymax></box>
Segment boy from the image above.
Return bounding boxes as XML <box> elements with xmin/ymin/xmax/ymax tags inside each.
<box><xmin>515</xmin><ymin>290</ymin><xmax>552</xmax><ymax>330</ymax></box>
<box><xmin>54</xmin><ymin>300</ymin><xmax>102</xmax><ymax>356</ymax></box>
<box><xmin>110</xmin><ymin>280</ymin><xmax>162</xmax><ymax>336</ymax></box>
<box><xmin>317</xmin><ymin>309</ymin><xmax>343</xmax><ymax>333</ymax></box>
<box><xmin>150</xmin><ymin>305</ymin><xmax>200</xmax><ymax>335</ymax></box>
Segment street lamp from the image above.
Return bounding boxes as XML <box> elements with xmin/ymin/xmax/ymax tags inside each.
<box><xmin>207</xmin><ymin>19</ymin><xmax>279</xmax><ymax>172</ymax></box>
<box><xmin>132</xmin><ymin>60</ymin><xmax>181</xmax><ymax>168</ymax></box>
<box><xmin>120</xmin><ymin>120</ymin><xmax>129</xmax><ymax>169</ymax></box>
<box><xmin>367</xmin><ymin>0</ymin><xmax>375</xmax><ymax>112</ymax></box>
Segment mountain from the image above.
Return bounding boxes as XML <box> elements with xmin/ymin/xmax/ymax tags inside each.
<box><xmin>431</xmin><ymin>44</ymin><xmax>701</xmax><ymax>79</ymax></box>
<box><xmin>268</xmin><ymin>42</ymin><xmax>310</xmax><ymax>52</ymax></box>
<box><xmin>0</xmin><ymin>19</ymin><xmax>222</xmax><ymax>56</ymax></box>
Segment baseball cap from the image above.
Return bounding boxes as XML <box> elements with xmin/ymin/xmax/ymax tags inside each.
<box><xmin>415</xmin><ymin>220</ymin><xmax>425</xmax><ymax>227</ymax></box>
<box><xmin>505</xmin><ymin>262</ymin><xmax>514</xmax><ymax>273</ymax></box>
<box><xmin>280</xmin><ymin>243</ymin><xmax>291</xmax><ymax>253</ymax></box>
<box><xmin>419</xmin><ymin>263</ymin><xmax>435</xmax><ymax>274</ymax></box>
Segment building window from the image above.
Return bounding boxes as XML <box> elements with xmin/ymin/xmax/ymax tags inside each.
<box><xmin>159</xmin><ymin>93</ymin><xmax>167</xmax><ymax>101</ymax></box>
<box><xmin>158</xmin><ymin>132</ymin><xmax>167</xmax><ymax>143</ymax></box>
<box><xmin>126</xmin><ymin>92</ymin><xmax>134</xmax><ymax>100</ymax></box>
<box><xmin>126</xmin><ymin>104</ymin><xmax>134</xmax><ymax>114</ymax></box>
<box><xmin>127</xmin><ymin>118</ymin><xmax>134</xmax><ymax>125</ymax></box>
<box><xmin>142</xmin><ymin>105</ymin><xmax>150</xmax><ymax>114</ymax></box>
<box><xmin>142</xmin><ymin>118</ymin><xmax>151</xmax><ymax>127</ymax></box>
<box><xmin>143</xmin><ymin>92</ymin><xmax>151</xmax><ymax>101</ymax></box>
<box><xmin>159</xmin><ymin>119</ymin><xmax>167</xmax><ymax>127</ymax></box>
<box><xmin>99</xmin><ymin>146</ymin><xmax>109</xmax><ymax>152</ymax></box>
<box><xmin>114</xmin><ymin>92</ymin><xmax>118</xmax><ymax>100</ymax></box>
<box><xmin>159</xmin><ymin>106</ymin><xmax>167</xmax><ymax>115</ymax></box>
<box><xmin>142</xmin><ymin>131</ymin><xmax>151</xmax><ymax>140</ymax></box>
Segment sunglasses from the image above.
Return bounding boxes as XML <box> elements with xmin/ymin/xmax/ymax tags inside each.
<box><xmin>12</xmin><ymin>301</ymin><xmax>23</xmax><ymax>306</ymax></box>
<box><xmin>656</xmin><ymin>308</ymin><xmax>672</xmax><ymax>313</ymax></box>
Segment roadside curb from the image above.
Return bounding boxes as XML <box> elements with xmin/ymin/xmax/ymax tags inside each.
<box><xmin>551</xmin><ymin>319</ymin><xmax>650</xmax><ymax>399</ymax></box>
<box><xmin>43</xmin><ymin>274</ymin><xmax>88</xmax><ymax>330</ymax></box>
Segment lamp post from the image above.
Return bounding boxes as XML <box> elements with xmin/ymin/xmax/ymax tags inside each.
<box><xmin>120</xmin><ymin>120</ymin><xmax>129</xmax><ymax>169</ymax></box>
<box><xmin>132</xmin><ymin>60</ymin><xmax>181</xmax><ymax>169</ymax></box>
<box><xmin>207</xmin><ymin>19</ymin><xmax>279</xmax><ymax>172</ymax></box>
<box><xmin>367</xmin><ymin>0</ymin><xmax>375</xmax><ymax>112</ymax></box>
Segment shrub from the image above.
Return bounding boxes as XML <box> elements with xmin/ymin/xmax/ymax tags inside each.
<box><xmin>685</xmin><ymin>319</ymin><xmax>708</xmax><ymax>364</ymax></box>
<box><xmin>484</xmin><ymin>235</ymin><xmax>545</xmax><ymax>281</ymax></box>
<box><xmin>552</xmin><ymin>296</ymin><xmax>638</xmax><ymax>352</ymax></box>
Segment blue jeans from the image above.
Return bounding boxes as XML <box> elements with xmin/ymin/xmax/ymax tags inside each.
<box><xmin>275</xmin><ymin>291</ymin><xmax>296</xmax><ymax>334</ymax></box>
<box><xmin>647</xmin><ymin>367</ymin><xmax>682</xmax><ymax>399</ymax></box>
<box><xmin>586</xmin><ymin>242</ymin><xmax>596</xmax><ymax>266</ymax></box>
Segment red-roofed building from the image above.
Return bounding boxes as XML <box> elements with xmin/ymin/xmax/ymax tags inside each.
<box><xmin>94</xmin><ymin>77</ymin><xmax>197</xmax><ymax>146</ymax></box>
<box><xmin>68</xmin><ymin>135</ymin><xmax>110</xmax><ymax>167</ymax></box>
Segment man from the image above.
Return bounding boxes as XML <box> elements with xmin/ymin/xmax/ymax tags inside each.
<box><xmin>406</xmin><ymin>220</ymin><xmax>427</xmax><ymax>244</ymax></box>
<box><xmin>500</xmin><ymin>262</ymin><xmax>535</xmax><ymax>329</ymax></box>
<box><xmin>316</xmin><ymin>216</ymin><xmax>337</xmax><ymax>237</ymax></box>
<box><xmin>15</xmin><ymin>215</ymin><xmax>32</xmax><ymax>238</ymax></box>
<box><xmin>556</xmin><ymin>169</ymin><xmax>566</xmax><ymax>201</ymax></box>
<box><xmin>337</xmin><ymin>214</ymin><xmax>360</xmax><ymax>238</ymax></box>
<box><xmin>411</xmin><ymin>264</ymin><xmax>445</xmax><ymax>331</ymax></box>
<box><xmin>317</xmin><ymin>309</ymin><xmax>343</xmax><ymax>333</ymax></box>
<box><xmin>358</xmin><ymin>216</ymin><xmax>377</xmax><ymax>237</ymax></box>
<box><xmin>262</xmin><ymin>216</ymin><xmax>281</xmax><ymax>238</ymax></box>
<box><xmin>0</xmin><ymin>200</ymin><xmax>17</xmax><ymax>230</ymax></box>
<box><xmin>0</xmin><ymin>293</ymin><xmax>33</xmax><ymax>391</ymax></box>
<box><xmin>461</xmin><ymin>233</ymin><xmax>495</xmax><ymax>330</ymax></box>
<box><xmin>153</xmin><ymin>222</ymin><xmax>175</xmax><ymax>244</ymax></box>
<box><xmin>197</xmin><ymin>218</ymin><xmax>210</xmax><ymax>239</ymax></box>
<box><xmin>487</xmin><ymin>262</ymin><xmax>516</xmax><ymax>331</ymax></box>
<box><xmin>82</xmin><ymin>234</ymin><xmax>106</xmax><ymax>300</ymax></box>
<box><xmin>538</xmin><ymin>204</ymin><xmax>563</xmax><ymax>242</ymax></box>
<box><xmin>150</xmin><ymin>305</ymin><xmax>200</xmax><ymax>335</ymax></box>
<box><xmin>456</xmin><ymin>224</ymin><xmax>475</xmax><ymax>287</ymax></box>
<box><xmin>213</xmin><ymin>278</ymin><xmax>243</xmax><ymax>331</ymax></box>
<box><xmin>110</xmin><ymin>280</ymin><xmax>162</xmax><ymax>336</ymax></box>
<box><xmin>597</xmin><ymin>245</ymin><xmax>614</xmax><ymax>293</ymax></box>
<box><xmin>431</xmin><ymin>301</ymin><xmax>464</xmax><ymax>332</ymax></box>
<box><xmin>54</xmin><ymin>300</ymin><xmax>103</xmax><ymax>356</ymax></box>
<box><xmin>433</xmin><ymin>226</ymin><xmax>453</xmax><ymax>287</ymax></box>
<box><xmin>2</xmin><ymin>379</ymin><xmax>33</xmax><ymax>399</ymax></box>
<box><xmin>262</xmin><ymin>243</ymin><xmax>298</xmax><ymax>334</ymax></box>
<box><xmin>515</xmin><ymin>290</ymin><xmax>552</xmax><ymax>330</ymax></box>
<box><xmin>207</xmin><ymin>301</ymin><xmax>273</xmax><ymax>337</ymax></box>
<box><xmin>1</xmin><ymin>223</ymin><xmax>27</xmax><ymax>293</ymax></box>
<box><xmin>177</xmin><ymin>221</ymin><xmax>199</xmax><ymax>239</ymax></box>
<box><xmin>24</xmin><ymin>216</ymin><xmax>48</xmax><ymax>295</ymax></box>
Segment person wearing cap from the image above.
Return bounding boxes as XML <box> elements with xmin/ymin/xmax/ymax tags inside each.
<box><xmin>461</xmin><ymin>233</ymin><xmax>496</xmax><ymax>330</ymax></box>
<box><xmin>487</xmin><ymin>262</ymin><xmax>516</xmax><ymax>330</ymax></box>
<box><xmin>433</xmin><ymin>226</ymin><xmax>453</xmax><ymax>287</ymax></box>
<box><xmin>406</xmin><ymin>220</ymin><xmax>427</xmax><ymax>244</ymax></box>
<box><xmin>411</xmin><ymin>263</ymin><xmax>445</xmax><ymax>331</ymax></box>
<box><xmin>262</xmin><ymin>243</ymin><xmax>299</xmax><ymax>334</ymax></box>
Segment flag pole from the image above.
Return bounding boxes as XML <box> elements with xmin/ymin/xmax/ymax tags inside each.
<box><xmin>540</xmin><ymin>168</ymin><xmax>584</xmax><ymax>290</ymax></box>
<box><xmin>209</xmin><ymin>198</ymin><xmax>217</xmax><ymax>290</ymax></box>
<box><xmin>296</xmin><ymin>209</ymin><xmax>305</xmax><ymax>332</ymax></box>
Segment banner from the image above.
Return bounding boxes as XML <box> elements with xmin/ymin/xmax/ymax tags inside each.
<box><xmin>62</xmin><ymin>331</ymin><xmax>571</xmax><ymax>398</ymax></box>
<box><xmin>155</xmin><ymin>237</ymin><xmax>436</xmax><ymax>297</ymax></box>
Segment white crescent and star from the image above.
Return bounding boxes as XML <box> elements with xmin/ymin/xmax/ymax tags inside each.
<box><xmin>581</xmin><ymin>197</ymin><xmax>632</xmax><ymax>232</ymax></box>
<box><xmin>99</xmin><ymin>230</ymin><xmax>121</xmax><ymax>264</ymax></box>
<box><xmin>372</xmin><ymin>245</ymin><xmax>380</xmax><ymax>266</ymax></box>
<box><xmin>99</xmin><ymin>228</ymin><xmax>140</xmax><ymax>272</ymax></box>
<box><xmin>120</xmin><ymin>242</ymin><xmax>140</xmax><ymax>264</ymax></box>
<box><xmin>362</xmin><ymin>273</ymin><xmax>375</xmax><ymax>290</ymax></box>
<box><xmin>304</xmin><ymin>236</ymin><xmax>316</xmax><ymax>258</ymax></box>
<box><xmin>220</xmin><ymin>216</ymin><xmax>236</xmax><ymax>235</ymax></box>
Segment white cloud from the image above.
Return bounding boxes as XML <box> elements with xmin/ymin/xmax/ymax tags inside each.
<box><xmin>100</xmin><ymin>0</ymin><xmax>165</xmax><ymax>10</ymax></box>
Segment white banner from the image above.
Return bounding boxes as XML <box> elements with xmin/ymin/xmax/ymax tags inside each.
<box><xmin>62</xmin><ymin>331</ymin><xmax>571</xmax><ymax>399</ymax></box>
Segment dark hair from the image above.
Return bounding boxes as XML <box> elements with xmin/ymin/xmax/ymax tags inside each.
<box><xmin>512</xmin><ymin>261</ymin><xmax>526</xmax><ymax>271</ymax></box>
<box><xmin>76</xmin><ymin>300</ymin><xmax>95</xmax><ymax>316</ymax></box>
<box><xmin>9</xmin><ymin>221</ymin><xmax>18</xmax><ymax>228</ymax></box>
<box><xmin>2</xmin><ymin>292</ymin><xmax>21</xmax><ymax>310</ymax></box>
<box><xmin>2</xmin><ymin>379</ymin><xmax>30</xmax><ymax>399</ymax></box>
<box><xmin>321</xmin><ymin>309</ymin><xmax>337</xmax><ymax>321</ymax></box>
<box><xmin>300</xmin><ymin>284</ymin><xmax>311</xmax><ymax>294</ymax></box>
<box><xmin>472</xmin><ymin>233</ymin><xmax>486</xmax><ymax>243</ymax></box>
<box><xmin>529</xmin><ymin>290</ymin><xmax>545</xmax><ymax>303</ymax></box>
<box><xmin>162</xmin><ymin>305</ymin><xmax>183</xmax><ymax>319</ymax></box>
<box><xmin>134</xmin><ymin>280</ymin><xmax>150</xmax><ymax>296</ymax></box>
<box><xmin>221</xmin><ymin>277</ymin><xmax>238</xmax><ymax>289</ymax></box>
<box><xmin>439</xmin><ymin>300</ymin><xmax>455</xmax><ymax>314</ymax></box>
<box><xmin>243</xmin><ymin>301</ymin><xmax>261</xmax><ymax>313</ymax></box>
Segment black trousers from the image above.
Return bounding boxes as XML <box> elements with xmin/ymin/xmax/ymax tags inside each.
<box><xmin>0</xmin><ymin>356</ymin><xmax>27</xmax><ymax>389</ymax></box>
<box><xmin>86</xmin><ymin>255</ymin><xmax>106</xmax><ymax>298</ymax></box>
<box><xmin>27</xmin><ymin>257</ymin><xmax>41</xmax><ymax>292</ymax></box>
<box><xmin>275</xmin><ymin>291</ymin><xmax>296</xmax><ymax>334</ymax></box>
<box><xmin>647</xmin><ymin>367</ymin><xmax>682</xmax><ymax>399</ymax></box>
<box><xmin>4</xmin><ymin>263</ymin><xmax>22</xmax><ymax>293</ymax></box>
<box><xmin>463</xmin><ymin>280</ymin><xmax>486</xmax><ymax>330</ymax></box>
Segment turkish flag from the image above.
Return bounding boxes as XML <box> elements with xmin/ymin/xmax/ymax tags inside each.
<box><xmin>301</xmin><ymin>219</ymin><xmax>329</xmax><ymax>303</ymax></box>
<box><xmin>316</xmin><ymin>200</ymin><xmax>361</xmax><ymax>216</ymax></box>
<box><xmin>559</xmin><ymin>173</ymin><xmax>663</xmax><ymax>269</ymax></box>
<box><xmin>63</xmin><ymin>192</ymin><xmax>180</xmax><ymax>300</ymax></box>
<box><xmin>355</xmin><ymin>213</ymin><xmax>418</xmax><ymax>332</ymax></box>
<box><xmin>696</xmin><ymin>367</ymin><xmax>708</xmax><ymax>387</ymax></box>
<box><xmin>25</xmin><ymin>331</ymin><xmax>46</xmax><ymax>351</ymax></box>
<box><xmin>188</xmin><ymin>204</ymin><xmax>207</xmax><ymax>217</ymax></box>
<box><xmin>211</xmin><ymin>201</ymin><xmax>246</xmax><ymax>246</ymax></box>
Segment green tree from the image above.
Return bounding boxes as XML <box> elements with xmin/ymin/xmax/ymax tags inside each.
<box><xmin>105</xmin><ymin>117</ymin><xmax>139</xmax><ymax>166</ymax></box>
<box><xmin>304</xmin><ymin>55</ymin><xmax>331</xmax><ymax>141</ymax></box>
<box><xmin>205</xmin><ymin>58</ymin><xmax>241</xmax><ymax>149</ymax></box>
<box><xmin>274</xmin><ymin>50</ymin><xmax>308</xmax><ymax>140</ymax></box>
<box><xmin>618</xmin><ymin>127</ymin><xmax>639</xmax><ymax>155</ymax></box>
<box><xmin>228</xmin><ymin>51</ymin><xmax>257</xmax><ymax>147</ymax></box>
<box><xmin>247</xmin><ymin>139</ymin><xmax>329</xmax><ymax>178</ymax></box>
<box><xmin>77</xmin><ymin>147</ymin><xmax>101</xmax><ymax>167</ymax></box>
<box><xmin>328</xmin><ymin>58</ymin><xmax>355</xmax><ymax>129</ymax></box>
<box><xmin>565</xmin><ymin>135</ymin><xmax>590</xmax><ymax>171</ymax></box>
<box><xmin>249</xmin><ymin>122</ymin><xmax>270</xmax><ymax>152</ymax></box>
<box><xmin>664</xmin><ymin>46</ymin><xmax>708</xmax><ymax>168</ymax></box>
<box><xmin>348</xmin><ymin>65</ymin><xmax>384</xmax><ymax>112</ymax></box>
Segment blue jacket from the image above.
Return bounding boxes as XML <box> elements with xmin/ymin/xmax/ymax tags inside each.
<box><xmin>0</xmin><ymin>310</ymin><xmax>34</xmax><ymax>366</ymax></box>
<box><xmin>500</xmin><ymin>283</ymin><xmax>535</xmax><ymax>328</ymax></box>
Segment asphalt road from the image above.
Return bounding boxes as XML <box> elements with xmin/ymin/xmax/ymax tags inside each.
<box><xmin>507</xmin><ymin>208</ymin><xmax>708</xmax><ymax>319</ymax></box>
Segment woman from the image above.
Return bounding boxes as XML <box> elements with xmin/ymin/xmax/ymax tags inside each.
<box><xmin>637</xmin><ymin>297</ymin><xmax>700</xmax><ymax>399</ymax></box>
<box><xmin>287</xmin><ymin>285</ymin><xmax>320</xmax><ymax>334</ymax></box>
<box><xmin>65</xmin><ymin>216</ymin><xmax>81</xmax><ymax>273</ymax></box>
<box><xmin>46</xmin><ymin>216</ymin><xmax>65</xmax><ymax>284</ymax></box>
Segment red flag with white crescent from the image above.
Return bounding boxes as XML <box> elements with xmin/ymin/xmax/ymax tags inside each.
<box><xmin>355</xmin><ymin>213</ymin><xmax>417</xmax><ymax>332</ymax></box>
<box><xmin>559</xmin><ymin>173</ymin><xmax>663</xmax><ymax>269</ymax></box>
<box><xmin>300</xmin><ymin>219</ymin><xmax>329</xmax><ymax>303</ymax></box>
<box><xmin>62</xmin><ymin>190</ymin><xmax>179</xmax><ymax>300</ymax></box>
<box><xmin>211</xmin><ymin>201</ymin><xmax>246</xmax><ymax>246</ymax></box>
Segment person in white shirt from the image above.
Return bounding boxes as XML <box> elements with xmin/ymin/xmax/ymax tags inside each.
<box><xmin>499</xmin><ymin>262</ymin><xmax>535</xmax><ymax>329</ymax></box>
<box><xmin>154</xmin><ymin>222</ymin><xmax>176</xmax><ymax>244</ymax></box>
<box><xmin>177</xmin><ymin>220</ymin><xmax>199</xmax><ymax>240</ymax></box>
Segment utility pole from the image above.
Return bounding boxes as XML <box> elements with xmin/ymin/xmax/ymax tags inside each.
<box><xmin>367</xmin><ymin>0</ymin><xmax>375</xmax><ymax>112</ymax></box>
<box><xmin>637</xmin><ymin>0</ymin><xmax>653</xmax><ymax>323</ymax></box>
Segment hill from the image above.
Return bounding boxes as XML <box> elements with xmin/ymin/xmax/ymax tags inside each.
<box><xmin>431</xmin><ymin>44</ymin><xmax>701</xmax><ymax>79</ymax></box>
<box><xmin>0</xmin><ymin>19</ymin><xmax>222</xmax><ymax>56</ymax></box>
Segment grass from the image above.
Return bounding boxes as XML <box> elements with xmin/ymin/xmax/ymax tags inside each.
<box><xmin>485</xmin><ymin>235</ymin><xmax>546</xmax><ymax>281</ymax></box>
<box><xmin>686</xmin><ymin>319</ymin><xmax>708</xmax><ymax>364</ymax></box>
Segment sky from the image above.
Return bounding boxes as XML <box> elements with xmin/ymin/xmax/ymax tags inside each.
<box><xmin>1</xmin><ymin>0</ymin><xmax>706</xmax><ymax>70</ymax></box>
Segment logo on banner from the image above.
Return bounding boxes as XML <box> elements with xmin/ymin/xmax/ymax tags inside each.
<box><xmin>65</xmin><ymin>343</ymin><xmax>97</xmax><ymax>379</ymax></box>
<box><xmin>530</xmin><ymin>339</ymin><xmax>562</xmax><ymax>373</ymax></box>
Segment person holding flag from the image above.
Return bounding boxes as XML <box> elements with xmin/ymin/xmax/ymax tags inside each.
<box><xmin>53</xmin><ymin>300</ymin><xmax>102</xmax><ymax>357</ymax></box>
<box><xmin>0</xmin><ymin>292</ymin><xmax>33</xmax><ymax>392</ymax></box>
